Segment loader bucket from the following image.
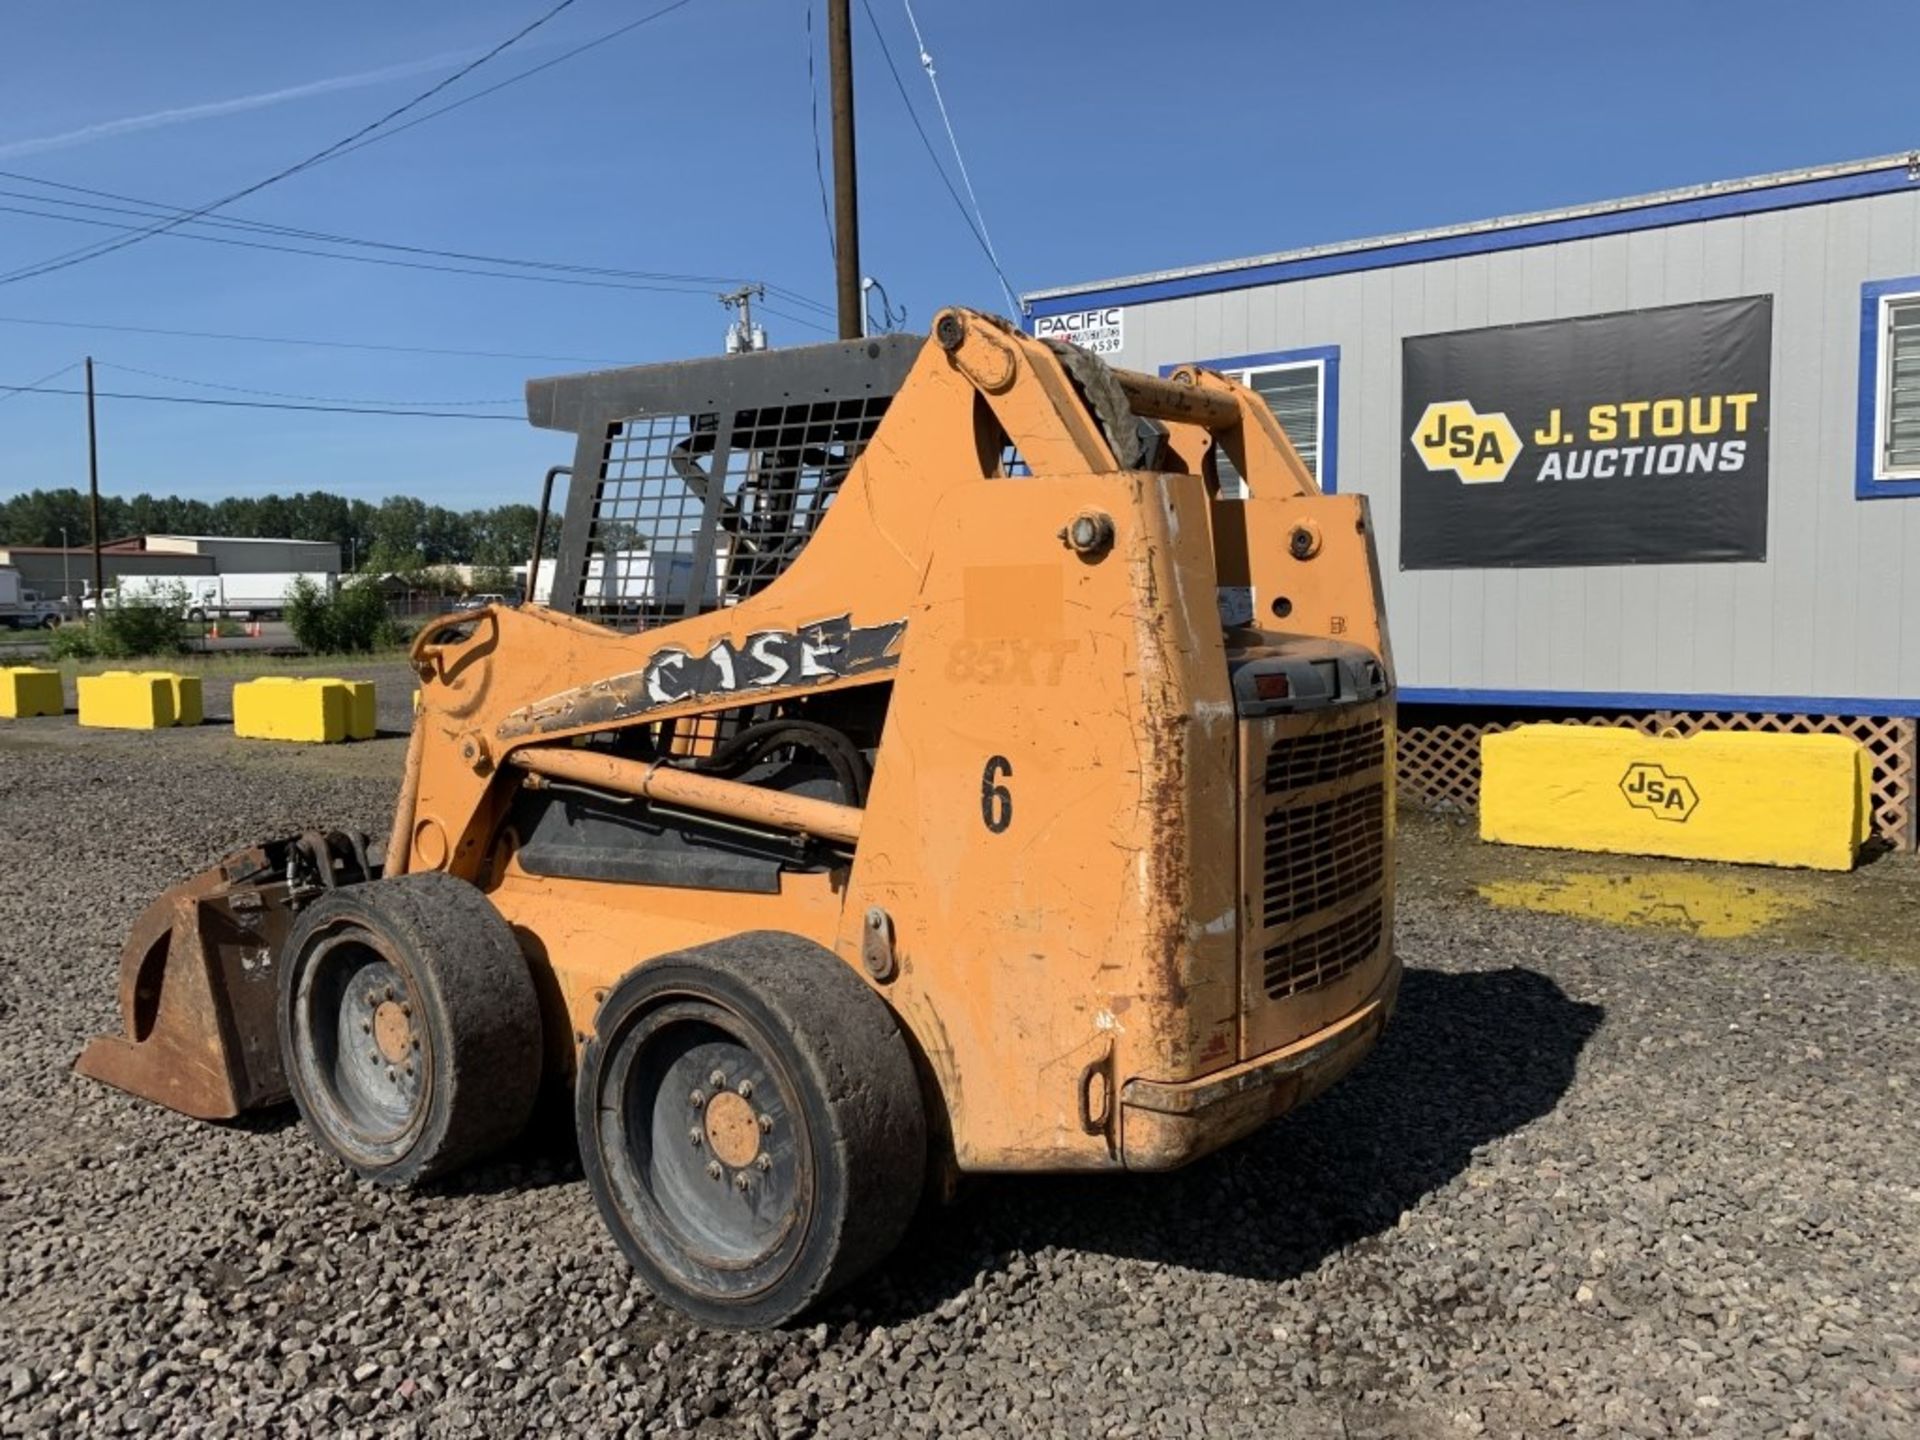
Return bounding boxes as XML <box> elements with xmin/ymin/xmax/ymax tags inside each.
<box><xmin>75</xmin><ymin>834</ymin><xmax>375</xmax><ymax>1120</ymax></box>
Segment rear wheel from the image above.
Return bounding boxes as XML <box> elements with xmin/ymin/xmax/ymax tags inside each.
<box><xmin>278</xmin><ymin>872</ymin><xmax>542</xmax><ymax>1186</ymax></box>
<box><xmin>577</xmin><ymin>932</ymin><xmax>926</xmax><ymax>1329</ymax></box>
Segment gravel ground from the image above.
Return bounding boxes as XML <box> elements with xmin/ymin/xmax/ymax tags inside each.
<box><xmin>1</xmin><ymin>678</ymin><xmax>1916</xmax><ymax>1438</ymax></box>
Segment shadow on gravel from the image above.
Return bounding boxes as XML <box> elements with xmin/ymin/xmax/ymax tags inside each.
<box><xmin>846</xmin><ymin>965</ymin><xmax>1603</xmax><ymax>1323</ymax></box>
<box><xmin>226</xmin><ymin>1107</ymin><xmax>300</xmax><ymax>1136</ymax></box>
<box><xmin>426</xmin><ymin>1097</ymin><xmax>585</xmax><ymax>1199</ymax></box>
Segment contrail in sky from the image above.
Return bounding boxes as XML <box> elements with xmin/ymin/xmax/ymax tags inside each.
<box><xmin>0</xmin><ymin>50</ymin><xmax>477</xmax><ymax>160</ymax></box>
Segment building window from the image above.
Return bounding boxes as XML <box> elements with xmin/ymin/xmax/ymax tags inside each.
<box><xmin>1163</xmin><ymin>345</ymin><xmax>1340</xmax><ymax>496</ymax></box>
<box><xmin>1857</xmin><ymin>277</ymin><xmax>1920</xmax><ymax>499</ymax></box>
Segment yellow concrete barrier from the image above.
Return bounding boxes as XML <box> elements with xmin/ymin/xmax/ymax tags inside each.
<box><xmin>233</xmin><ymin>677</ymin><xmax>376</xmax><ymax>743</ymax></box>
<box><xmin>1481</xmin><ymin>725</ymin><xmax>1871</xmax><ymax>872</ymax></box>
<box><xmin>0</xmin><ymin>666</ymin><xmax>63</xmax><ymax>718</ymax></box>
<box><xmin>76</xmin><ymin>670</ymin><xmax>203</xmax><ymax>730</ymax></box>
<box><xmin>164</xmin><ymin>673</ymin><xmax>203</xmax><ymax>728</ymax></box>
<box><xmin>312</xmin><ymin>678</ymin><xmax>377</xmax><ymax>740</ymax></box>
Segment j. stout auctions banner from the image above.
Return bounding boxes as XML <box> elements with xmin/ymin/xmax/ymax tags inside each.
<box><xmin>1400</xmin><ymin>296</ymin><xmax>1771</xmax><ymax>569</ymax></box>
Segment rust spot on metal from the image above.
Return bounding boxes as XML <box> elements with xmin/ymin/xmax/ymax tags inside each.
<box><xmin>702</xmin><ymin>1090</ymin><xmax>761</xmax><ymax>1168</ymax></box>
<box><xmin>372</xmin><ymin>1001</ymin><xmax>413</xmax><ymax>1065</ymax></box>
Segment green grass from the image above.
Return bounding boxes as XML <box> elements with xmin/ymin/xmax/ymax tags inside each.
<box><xmin>44</xmin><ymin>647</ymin><xmax>415</xmax><ymax>681</ymax></box>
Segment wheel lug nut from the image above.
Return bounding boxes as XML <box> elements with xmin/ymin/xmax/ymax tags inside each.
<box><xmin>755</xmin><ymin>1154</ymin><xmax>772</xmax><ymax>1172</ymax></box>
<box><xmin>689</xmin><ymin>1088</ymin><xmax>706</xmax><ymax>1109</ymax></box>
<box><xmin>736</xmin><ymin>1080</ymin><xmax>753</xmax><ymax>1100</ymax></box>
<box><xmin>733</xmin><ymin>1172</ymin><xmax>751</xmax><ymax>1192</ymax></box>
<box><xmin>386</xmin><ymin>1067</ymin><xmax>397</xmax><ymax>1084</ymax></box>
<box><xmin>688</xmin><ymin>1128</ymin><xmax>703</xmax><ymax>1147</ymax></box>
<box><xmin>384</xmin><ymin>986</ymin><xmax>396</xmax><ymax>1002</ymax></box>
<box><xmin>706</xmin><ymin>1161</ymin><xmax>723</xmax><ymax>1181</ymax></box>
<box><xmin>708</xmin><ymin>1069</ymin><xmax>727</xmax><ymax>1089</ymax></box>
<box><xmin>367</xmin><ymin>1050</ymin><xmax>380</xmax><ymax>1065</ymax></box>
<box><xmin>360</xmin><ymin>1021</ymin><xmax>371</xmax><ymax>1035</ymax></box>
<box><xmin>757</xmin><ymin>1113</ymin><xmax>773</xmax><ymax>1134</ymax></box>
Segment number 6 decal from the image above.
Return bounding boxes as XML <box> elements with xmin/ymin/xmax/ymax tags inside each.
<box><xmin>981</xmin><ymin>755</ymin><xmax>1013</xmax><ymax>834</ymax></box>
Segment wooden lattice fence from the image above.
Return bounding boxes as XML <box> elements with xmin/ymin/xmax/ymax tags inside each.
<box><xmin>1397</xmin><ymin>710</ymin><xmax>1917</xmax><ymax>851</ymax></box>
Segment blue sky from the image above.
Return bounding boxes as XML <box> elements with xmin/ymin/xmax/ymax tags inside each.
<box><xmin>0</xmin><ymin>0</ymin><xmax>1914</xmax><ymax>510</ymax></box>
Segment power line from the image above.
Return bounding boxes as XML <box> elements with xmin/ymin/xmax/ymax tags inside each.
<box><xmin>0</xmin><ymin>313</ymin><xmax>630</xmax><ymax>364</ymax></box>
<box><xmin>0</xmin><ymin>170</ymin><xmax>836</xmax><ymax>314</ymax></box>
<box><xmin>0</xmin><ymin>194</ymin><xmax>845</xmax><ymax>335</ymax></box>
<box><xmin>899</xmin><ymin>0</ymin><xmax>1017</xmax><ymax>315</ymax></box>
<box><xmin>0</xmin><ymin>358</ymin><xmax>80</xmax><ymax>407</ymax></box>
<box><xmin>318</xmin><ymin>0</ymin><xmax>703</xmax><ymax>172</ymax></box>
<box><xmin>0</xmin><ymin>380</ymin><xmax>525</xmax><ymax>422</ymax></box>
<box><xmin>759</xmin><ymin>300</ymin><xmax>836</xmax><ymax>336</ymax></box>
<box><xmin>98</xmin><ymin>361</ymin><xmax>518</xmax><ymax>409</ymax></box>
<box><xmin>0</xmin><ymin>198</ymin><xmax>768</xmax><ymax>299</ymax></box>
<box><xmin>854</xmin><ymin>0</ymin><xmax>1007</xmax><ymax>305</ymax></box>
<box><xmin>806</xmin><ymin>2</ymin><xmax>836</xmax><ymax>265</ymax></box>
<box><xmin>0</xmin><ymin>0</ymin><xmax>585</xmax><ymax>288</ymax></box>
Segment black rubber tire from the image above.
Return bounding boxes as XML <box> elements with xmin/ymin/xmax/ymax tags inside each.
<box><xmin>277</xmin><ymin>872</ymin><xmax>542</xmax><ymax>1187</ymax></box>
<box><xmin>577</xmin><ymin>932</ymin><xmax>926</xmax><ymax>1329</ymax></box>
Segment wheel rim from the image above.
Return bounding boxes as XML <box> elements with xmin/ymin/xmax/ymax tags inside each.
<box><xmin>292</xmin><ymin>929</ymin><xmax>429</xmax><ymax>1159</ymax></box>
<box><xmin>596</xmin><ymin>998</ymin><xmax>811</xmax><ymax>1302</ymax></box>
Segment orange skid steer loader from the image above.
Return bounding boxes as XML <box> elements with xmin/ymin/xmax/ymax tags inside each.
<box><xmin>77</xmin><ymin>309</ymin><xmax>1399</xmax><ymax>1328</ymax></box>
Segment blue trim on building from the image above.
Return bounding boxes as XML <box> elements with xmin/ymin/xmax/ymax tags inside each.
<box><xmin>1398</xmin><ymin>685</ymin><xmax>1920</xmax><ymax>718</ymax></box>
<box><xmin>1030</xmin><ymin>166</ymin><xmax>1920</xmax><ymax>318</ymax></box>
<box><xmin>1161</xmin><ymin>345</ymin><xmax>1341</xmax><ymax>493</ymax></box>
<box><xmin>1856</xmin><ymin>274</ymin><xmax>1920</xmax><ymax>499</ymax></box>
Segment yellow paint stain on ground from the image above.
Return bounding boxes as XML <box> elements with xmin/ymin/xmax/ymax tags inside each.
<box><xmin>1477</xmin><ymin>870</ymin><xmax>1814</xmax><ymax>939</ymax></box>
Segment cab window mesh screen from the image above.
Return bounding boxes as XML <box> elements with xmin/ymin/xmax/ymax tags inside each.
<box><xmin>577</xmin><ymin>412</ymin><xmax>721</xmax><ymax>632</ymax></box>
<box><xmin>569</xmin><ymin>397</ymin><xmax>889</xmax><ymax>631</ymax></box>
<box><xmin>712</xmin><ymin>396</ymin><xmax>890</xmax><ymax>602</ymax></box>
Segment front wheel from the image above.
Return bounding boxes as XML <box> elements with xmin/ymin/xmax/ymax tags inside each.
<box><xmin>277</xmin><ymin>872</ymin><xmax>543</xmax><ymax>1186</ymax></box>
<box><xmin>577</xmin><ymin>932</ymin><xmax>926</xmax><ymax>1329</ymax></box>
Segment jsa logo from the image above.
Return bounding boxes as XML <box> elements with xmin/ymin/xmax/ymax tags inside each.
<box><xmin>1412</xmin><ymin>400</ymin><xmax>1523</xmax><ymax>484</ymax></box>
<box><xmin>1619</xmin><ymin>762</ymin><xmax>1699</xmax><ymax>822</ymax></box>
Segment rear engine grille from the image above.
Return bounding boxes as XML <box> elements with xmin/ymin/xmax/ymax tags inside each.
<box><xmin>1262</xmin><ymin>788</ymin><xmax>1385</xmax><ymax>928</ymax></box>
<box><xmin>1264</xmin><ymin>717</ymin><xmax>1384</xmax><ymax>794</ymax></box>
<box><xmin>1262</xmin><ymin>899</ymin><xmax>1384</xmax><ymax>1000</ymax></box>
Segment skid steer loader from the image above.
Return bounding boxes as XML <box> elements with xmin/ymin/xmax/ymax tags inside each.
<box><xmin>77</xmin><ymin>309</ymin><xmax>1399</xmax><ymax>1328</ymax></box>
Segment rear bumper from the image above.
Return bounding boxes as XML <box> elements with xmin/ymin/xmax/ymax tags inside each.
<box><xmin>1117</xmin><ymin>952</ymin><xmax>1401</xmax><ymax>1171</ymax></box>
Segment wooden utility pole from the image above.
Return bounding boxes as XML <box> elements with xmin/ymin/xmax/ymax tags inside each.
<box><xmin>85</xmin><ymin>356</ymin><xmax>102</xmax><ymax>605</ymax></box>
<box><xmin>826</xmin><ymin>0</ymin><xmax>862</xmax><ymax>339</ymax></box>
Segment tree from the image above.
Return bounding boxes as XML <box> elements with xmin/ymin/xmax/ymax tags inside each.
<box><xmin>0</xmin><ymin>488</ymin><xmax>95</xmax><ymax>545</ymax></box>
<box><xmin>0</xmin><ymin>485</ymin><xmax>565</xmax><ymax>569</ymax></box>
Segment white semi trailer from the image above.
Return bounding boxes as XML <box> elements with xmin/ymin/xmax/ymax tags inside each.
<box><xmin>518</xmin><ymin>548</ymin><xmax>731</xmax><ymax>611</ymax></box>
<box><xmin>83</xmin><ymin>571</ymin><xmax>333</xmax><ymax>620</ymax></box>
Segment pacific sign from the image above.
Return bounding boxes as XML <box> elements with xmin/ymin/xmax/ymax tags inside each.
<box><xmin>1032</xmin><ymin>306</ymin><xmax>1125</xmax><ymax>356</ymax></box>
